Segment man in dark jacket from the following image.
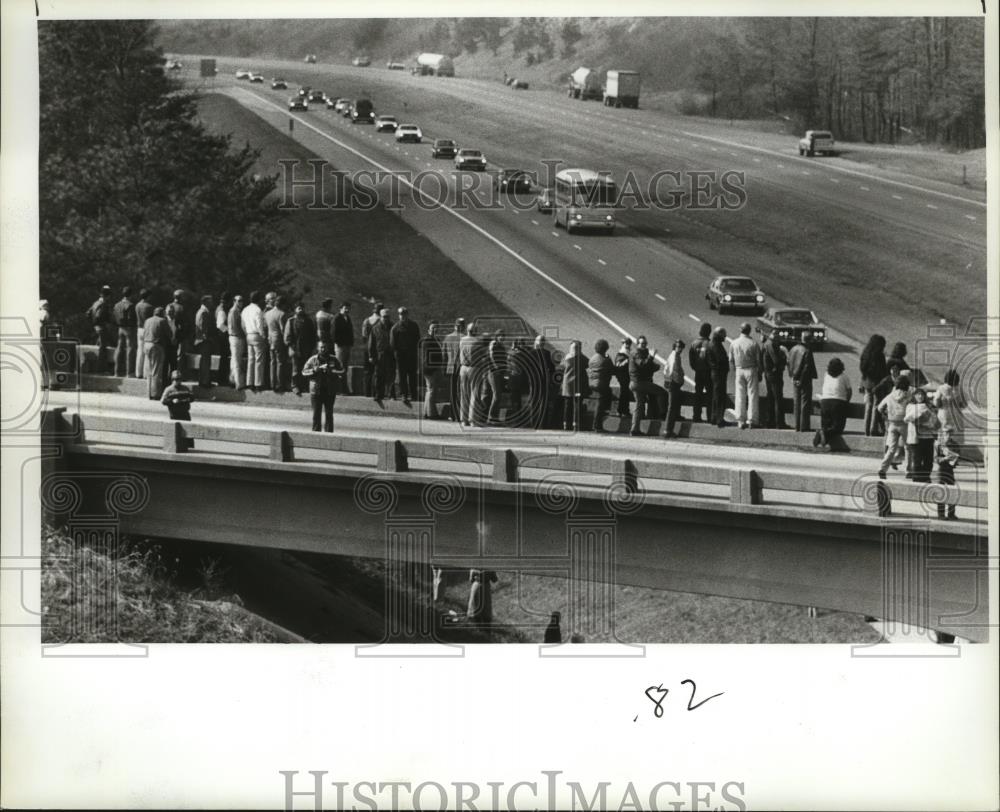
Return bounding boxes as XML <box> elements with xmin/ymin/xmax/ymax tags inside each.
<box><xmin>613</xmin><ymin>337</ymin><xmax>633</xmax><ymax>417</ymax></box>
<box><xmin>421</xmin><ymin>321</ymin><xmax>445</xmax><ymax>419</ymax></box>
<box><xmin>134</xmin><ymin>289</ymin><xmax>155</xmax><ymax>379</ymax></box>
<box><xmin>588</xmin><ymin>338</ymin><xmax>614</xmax><ymax>432</ymax></box>
<box><xmin>787</xmin><ymin>330</ymin><xmax>818</xmax><ymax>431</ymax></box>
<box><xmin>761</xmin><ymin>333</ymin><xmax>789</xmax><ymax>428</ymax></box>
<box><xmin>628</xmin><ymin>336</ymin><xmax>666</xmax><ymax>436</ymax></box>
<box><xmin>193</xmin><ymin>294</ymin><xmax>217</xmax><ymax>388</ymax></box>
<box><xmin>368</xmin><ymin>308</ymin><xmax>395</xmax><ymax>404</ymax></box>
<box><xmin>360</xmin><ymin>301</ymin><xmax>383</xmax><ymax>397</ymax></box>
<box><xmin>561</xmin><ymin>340</ymin><xmax>591</xmax><ymax>431</ymax></box>
<box><xmin>112</xmin><ymin>287</ymin><xmax>137</xmax><ymax>377</ymax></box>
<box><xmin>332</xmin><ymin>302</ymin><xmax>355</xmax><ymax>394</ymax></box>
<box><xmin>390</xmin><ymin>306</ymin><xmax>421</xmax><ymax>406</ymax></box>
<box><xmin>529</xmin><ymin>334</ymin><xmax>558</xmax><ymax>429</ymax></box>
<box><xmin>507</xmin><ymin>337</ymin><xmax>531</xmax><ymax>427</ymax></box>
<box><xmin>688</xmin><ymin>321</ymin><xmax>712</xmax><ymax>422</ymax></box>
<box><xmin>302</xmin><ymin>340</ymin><xmax>345</xmax><ymax>432</ymax></box>
<box><xmin>87</xmin><ymin>284</ymin><xmax>115</xmax><ymax>374</ymax></box>
<box><xmin>165</xmin><ymin>289</ymin><xmax>189</xmax><ymax>378</ymax></box>
<box><xmin>706</xmin><ymin>327</ymin><xmax>730</xmax><ymax>427</ymax></box>
<box><xmin>284</xmin><ymin>302</ymin><xmax>317</xmax><ymax>395</ymax></box>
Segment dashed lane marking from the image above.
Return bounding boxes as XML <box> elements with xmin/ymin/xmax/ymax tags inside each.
<box><xmin>965</xmin><ymin>214</ymin><xmax>977</xmax><ymax>221</ymax></box>
<box><xmin>926</xmin><ymin>203</ymin><xmax>938</xmax><ymax>210</ymax></box>
<box><xmin>689</xmin><ymin>314</ymin><xmax>701</xmax><ymax>321</ymax></box>
<box><xmin>655</xmin><ymin>293</ymin><xmax>666</xmax><ymax>301</ymax></box>
<box><xmin>625</xmin><ymin>275</ymin><xmax>636</xmax><ymax>282</ymax></box>
<box><xmin>829</xmin><ymin>178</ymin><xmax>840</xmax><ymax>183</ymax></box>
<box><xmin>892</xmin><ymin>194</ymin><xmax>903</xmax><ymax>200</ymax></box>
<box><xmin>861</xmin><ymin>186</ymin><xmax>870</xmax><ymax>191</ymax></box>
<box><xmin>551</xmin><ymin>231</ymin><xmax>559</xmax><ymax>237</ymax></box>
<box><xmin>531</xmin><ymin>219</ymin><xmax>539</xmax><ymax>225</ymax></box>
<box><xmin>597</xmin><ymin>259</ymin><xmax>607</xmax><ymax>265</ymax></box>
<box><xmin>573</xmin><ymin>243</ymin><xmax>582</xmax><ymax>250</ymax></box>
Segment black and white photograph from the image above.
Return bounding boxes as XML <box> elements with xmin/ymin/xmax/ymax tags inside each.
<box><xmin>2</xmin><ymin>0</ymin><xmax>997</xmax><ymax>809</ymax></box>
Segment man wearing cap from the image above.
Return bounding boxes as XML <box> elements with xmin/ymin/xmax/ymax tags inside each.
<box><xmin>663</xmin><ymin>339</ymin><xmax>686</xmax><ymax>438</ymax></box>
<box><xmin>788</xmin><ymin>330</ymin><xmax>818</xmax><ymax>432</ymax></box>
<box><xmin>444</xmin><ymin>318</ymin><xmax>465</xmax><ymax>420</ymax></box>
<box><xmin>728</xmin><ymin>322</ymin><xmax>762</xmax><ymax>429</ymax></box>
<box><xmin>368</xmin><ymin>307</ymin><xmax>395</xmax><ymax>404</ymax></box>
<box><xmin>112</xmin><ymin>287</ymin><xmax>137</xmax><ymax>377</ymax></box>
<box><xmin>141</xmin><ymin>306</ymin><xmax>172</xmax><ymax>399</ymax></box>
<box><xmin>241</xmin><ymin>290</ymin><xmax>267</xmax><ymax>392</ymax></box>
<box><xmin>134</xmin><ymin>289</ymin><xmax>154</xmax><ymax>378</ymax></box>
<box><xmin>361</xmin><ymin>301</ymin><xmax>383</xmax><ymax>397</ymax></box>
<box><xmin>227</xmin><ymin>294</ymin><xmax>247</xmax><ymax>390</ymax></box>
<box><xmin>194</xmin><ymin>294</ymin><xmax>217</xmax><ymax>388</ymax></box>
<box><xmin>87</xmin><ymin>285</ymin><xmax>115</xmax><ymax>375</ymax></box>
<box><xmin>390</xmin><ymin>306</ymin><xmax>421</xmax><ymax>406</ymax></box>
<box><xmin>333</xmin><ymin>302</ymin><xmax>355</xmax><ymax>395</ymax></box>
<box><xmin>161</xmin><ymin>370</ymin><xmax>194</xmax><ymax>421</ymax></box>
<box><xmin>265</xmin><ymin>294</ymin><xmax>290</xmax><ymax>392</ymax></box>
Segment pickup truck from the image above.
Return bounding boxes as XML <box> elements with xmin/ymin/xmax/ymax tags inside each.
<box><xmin>798</xmin><ymin>130</ymin><xmax>835</xmax><ymax>156</ymax></box>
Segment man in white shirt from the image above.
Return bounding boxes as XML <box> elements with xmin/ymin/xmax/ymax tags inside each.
<box><xmin>241</xmin><ymin>290</ymin><xmax>267</xmax><ymax>391</ymax></box>
<box><xmin>728</xmin><ymin>322</ymin><xmax>761</xmax><ymax>429</ymax></box>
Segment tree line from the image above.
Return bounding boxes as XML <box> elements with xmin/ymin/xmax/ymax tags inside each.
<box><xmin>39</xmin><ymin>20</ymin><xmax>291</xmax><ymax>339</ymax></box>
<box><xmin>690</xmin><ymin>17</ymin><xmax>985</xmax><ymax>148</ymax></box>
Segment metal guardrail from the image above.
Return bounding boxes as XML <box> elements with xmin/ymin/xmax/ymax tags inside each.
<box><xmin>43</xmin><ymin>409</ymin><xmax>986</xmax><ymax>518</ymax></box>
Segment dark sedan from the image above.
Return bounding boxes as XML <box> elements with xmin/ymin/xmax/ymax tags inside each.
<box><xmin>496</xmin><ymin>169</ymin><xmax>534</xmax><ymax>193</ymax></box>
<box><xmin>288</xmin><ymin>96</ymin><xmax>309</xmax><ymax>111</ymax></box>
<box><xmin>431</xmin><ymin>139</ymin><xmax>457</xmax><ymax>158</ymax></box>
<box><xmin>706</xmin><ymin>276</ymin><xmax>766</xmax><ymax>314</ymax></box>
<box><xmin>755</xmin><ymin>308</ymin><xmax>828</xmax><ymax>349</ymax></box>
<box><xmin>271</xmin><ymin>78</ymin><xmax>288</xmax><ymax>90</ymax></box>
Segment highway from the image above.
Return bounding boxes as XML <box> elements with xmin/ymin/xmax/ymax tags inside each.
<box><xmin>182</xmin><ymin>58</ymin><xmax>988</xmax><ymax>398</ymax></box>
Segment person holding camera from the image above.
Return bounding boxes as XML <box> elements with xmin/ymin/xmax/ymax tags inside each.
<box><xmin>302</xmin><ymin>340</ymin><xmax>345</xmax><ymax>432</ymax></box>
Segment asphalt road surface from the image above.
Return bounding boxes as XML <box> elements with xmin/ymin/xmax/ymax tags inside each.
<box><xmin>188</xmin><ymin>57</ymin><xmax>987</xmax><ymax>386</ymax></box>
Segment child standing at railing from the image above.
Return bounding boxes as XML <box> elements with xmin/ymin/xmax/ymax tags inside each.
<box><xmin>876</xmin><ymin>375</ymin><xmax>912</xmax><ymax>479</ymax></box>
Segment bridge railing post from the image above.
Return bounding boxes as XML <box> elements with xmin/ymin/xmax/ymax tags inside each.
<box><xmin>163</xmin><ymin>422</ymin><xmax>191</xmax><ymax>453</ymax></box>
<box><xmin>270</xmin><ymin>431</ymin><xmax>294</xmax><ymax>462</ymax></box>
<box><xmin>730</xmin><ymin>468</ymin><xmax>763</xmax><ymax>505</ymax></box>
<box><xmin>378</xmin><ymin>439</ymin><xmax>408</xmax><ymax>472</ymax></box>
<box><xmin>492</xmin><ymin>449</ymin><xmax>517</xmax><ymax>483</ymax></box>
<box><xmin>613</xmin><ymin>458</ymin><xmax>638</xmax><ymax>494</ymax></box>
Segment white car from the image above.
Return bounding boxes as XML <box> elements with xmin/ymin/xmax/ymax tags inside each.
<box><xmin>454</xmin><ymin>149</ymin><xmax>487</xmax><ymax>171</ymax></box>
<box><xmin>395</xmin><ymin>124</ymin><xmax>422</xmax><ymax>143</ymax></box>
<box><xmin>235</xmin><ymin>69</ymin><xmax>251</xmax><ymax>80</ymax></box>
<box><xmin>249</xmin><ymin>73</ymin><xmax>264</xmax><ymax>83</ymax></box>
<box><xmin>333</xmin><ymin>98</ymin><xmax>351</xmax><ymax>114</ymax></box>
<box><xmin>375</xmin><ymin>115</ymin><xmax>399</xmax><ymax>132</ymax></box>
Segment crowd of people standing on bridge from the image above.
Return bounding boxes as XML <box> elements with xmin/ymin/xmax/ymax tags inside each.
<box><xmin>77</xmin><ymin>284</ymin><xmax>965</xmax><ymax>500</ymax></box>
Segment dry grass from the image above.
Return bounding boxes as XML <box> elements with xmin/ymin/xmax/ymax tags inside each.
<box><xmin>41</xmin><ymin>524</ymin><xmax>290</xmax><ymax>644</ymax></box>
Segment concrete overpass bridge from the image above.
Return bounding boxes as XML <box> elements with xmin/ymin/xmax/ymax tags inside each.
<box><xmin>39</xmin><ymin>403</ymin><xmax>990</xmax><ymax>643</ymax></box>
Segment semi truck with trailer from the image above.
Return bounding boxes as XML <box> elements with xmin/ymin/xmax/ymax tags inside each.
<box><xmin>603</xmin><ymin>70</ymin><xmax>640</xmax><ymax>108</ymax></box>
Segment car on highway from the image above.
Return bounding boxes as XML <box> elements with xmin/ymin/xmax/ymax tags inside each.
<box><xmin>386</xmin><ymin>61</ymin><xmax>406</xmax><ymax>70</ymax></box>
<box><xmin>395</xmin><ymin>124</ymin><xmax>422</xmax><ymax>143</ymax></box>
<box><xmin>454</xmin><ymin>149</ymin><xmax>487</xmax><ymax>171</ymax></box>
<box><xmin>307</xmin><ymin>89</ymin><xmax>327</xmax><ymax>104</ymax></box>
<box><xmin>235</xmin><ymin>69</ymin><xmax>251</xmax><ymax>80</ymax></box>
<box><xmin>350</xmin><ymin>99</ymin><xmax>375</xmax><ymax>123</ymax></box>
<box><xmin>799</xmin><ymin>130</ymin><xmax>835</xmax><ymax>156</ymax></box>
<box><xmin>332</xmin><ymin>97</ymin><xmax>351</xmax><ymax>114</ymax></box>
<box><xmin>496</xmin><ymin>169</ymin><xmax>533</xmax><ymax>193</ymax></box>
<box><xmin>755</xmin><ymin>308</ymin><xmax>828</xmax><ymax>349</ymax></box>
<box><xmin>352</xmin><ymin>56</ymin><xmax>371</xmax><ymax>67</ymax></box>
<box><xmin>552</xmin><ymin>168</ymin><xmax>617</xmax><ymax>234</ymax></box>
<box><xmin>297</xmin><ymin>86</ymin><xmax>311</xmax><ymax>97</ymax></box>
<box><xmin>288</xmin><ymin>96</ymin><xmax>309</xmax><ymax>111</ymax></box>
<box><xmin>431</xmin><ymin>139</ymin><xmax>457</xmax><ymax>158</ymax></box>
<box><xmin>375</xmin><ymin>115</ymin><xmax>399</xmax><ymax>132</ymax></box>
<box><xmin>535</xmin><ymin>188</ymin><xmax>555</xmax><ymax>212</ymax></box>
<box><xmin>271</xmin><ymin>78</ymin><xmax>288</xmax><ymax>90</ymax></box>
<box><xmin>249</xmin><ymin>73</ymin><xmax>264</xmax><ymax>83</ymax></box>
<box><xmin>705</xmin><ymin>276</ymin><xmax>766</xmax><ymax>314</ymax></box>
<box><xmin>304</xmin><ymin>54</ymin><xmax>317</xmax><ymax>64</ymax></box>
<box><xmin>165</xmin><ymin>59</ymin><xmax>183</xmax><ymax>71</ymax></box>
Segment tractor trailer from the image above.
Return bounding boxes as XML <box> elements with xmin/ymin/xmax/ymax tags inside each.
<box><xmin>568</xmin><ymin>67</ymin><xmax>603</xmax><ymax>100</ymax></box>
<box><xmin>603</xmin><ymin>70</ymin><xmax>640</xmax><ymax>108</ymax></box>
<box><xmin>413</xmin><ymin>53</ymin><xmax>455</xmax><ymax>77</ymax></box>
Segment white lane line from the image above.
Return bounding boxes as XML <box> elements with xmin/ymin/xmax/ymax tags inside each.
<box><xmin>572</xmin><ymin>243</ymin><xmax>582</xmax><ymax>250</ymax></box>
<box><xmin>512</xmin><ymin>209</ymin><xmax>519</xmax><ymax>215</ymax></box>
<box><xmin>678</xmin><ymin>128</ymin><xmax>986</xmax><ymax>208</ymax></box>
<box><xmin>689</xmin><ymin>314</ymin><xmax>701</xmax><ymax>321</ymax></box>
<box><xmin>926</xmin><ymin>203</ymin><xmax>938</xmax><ymax>210</ymax></box>
<box><xmin>965</xmin><ymin>214</ymin><xmax>977</xmax><ymax>221</ymax></box>
<box><xmin>729</xmin><ymin>151</ymin><xmax>738</xmax><ymax>157</ymax></box>
<box><xmin>663</xmin><ymin>227</ymin><xmax>671</xmax><ymax>233</ymax></box>
<box><xmin>551</xmin><ymin>231</ymin><xmax>559</xmax><ymax>237</ymax></box>
<box><xmin>829</xmin><ymin>178</ymin><xmax>840</xmax><ymax>184</ymax></box>
<box><xmin>597</xmin><ymin>259</ymin><xmax>607</xmax><ymax>265</ymax></box>
<box><xmin>531</xmin><ymin>219</ymin><xmax>539</xmax><ymax>225</ymax></box>
<box><xmin>753</xmin><ymin>157</ymin><xmax>761</xmax><ymax>163</ymax></box>
<box><xmin>892</xmin><ymin>194</ymin><xmax>903</xmax><ymax>200</ymax></box>
<box><xmin>655</xmin><ymin>293</ymin><xmax>666</xmax><ymax>301</ymax></box>
<box><xmin>861</xmin><ymin>186</ymin><xmax>870</xmax><ymax>191</ymax></box>
<box><xmin>777</xmin><ymin>163</ymin><xmax>785</xmax><ymax>169</ymax></box>
<box><xmin>802</xmin><ymin>170</ymin><xmax>811</xmax><ymax>175</ymax></box>
<box><xmin>625</xmin><ymin>275</ymin><xmax>636</xmax><ymax>282</ymax></box>
<box><xmin>237</xmin><ymin>90</ymin><xmax>660</xmax><ymax>371</ymax></box>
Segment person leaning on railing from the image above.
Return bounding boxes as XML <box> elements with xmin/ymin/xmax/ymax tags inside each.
<box><xmin>858</xmin><ymin>334</ymin><xmax>888</xmax><ymax>437</ymax></box>
<box><xmin>814</xmin><ymin>357</ymin><xmax>852</xmax><ymax>450</ymax></box>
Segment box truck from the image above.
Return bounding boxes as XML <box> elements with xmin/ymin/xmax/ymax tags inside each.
<box><xmin>603</xmin><ymin>70</ymin><xmax>640</xmax><ymax>109</ymax></box>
